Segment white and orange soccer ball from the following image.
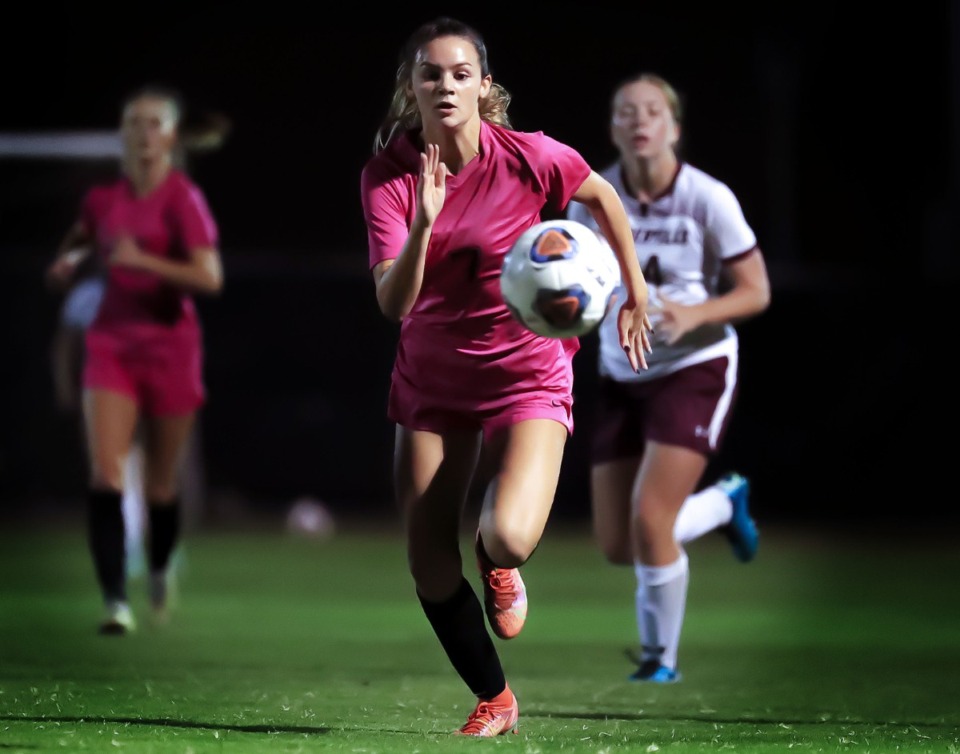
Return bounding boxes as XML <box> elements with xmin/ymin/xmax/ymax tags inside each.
<box><xmin>500</xmin><ymin>219</ymin><xmax>620</xmax><ymax>339</ymax></box>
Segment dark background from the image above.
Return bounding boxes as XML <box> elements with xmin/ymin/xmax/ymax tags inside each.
<box><xmin>1</xmin><ymin>5</ymin><xmax>956</xmax><ymax>525</ymax></box>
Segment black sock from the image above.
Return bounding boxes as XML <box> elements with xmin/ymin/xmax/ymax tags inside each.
<box><xmin>148</xmin><ymin>499</ymin><xmax>181</xmax><ymax>573</ymax></box>
<box><xmin>87</xmin><ymin>489</ymin><xmax>126</xmax><ymax>602</ymax></box>
<box><xmin>418</xmin><ymin>577</ymin><xmax>506</xmax><ymax>699</ymax></box>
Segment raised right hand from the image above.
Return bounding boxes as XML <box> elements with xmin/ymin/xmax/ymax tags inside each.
<box><xmin>417</xmin><ymin>143</ymin><xmax>447</xmax><ymax>228</ymax></box>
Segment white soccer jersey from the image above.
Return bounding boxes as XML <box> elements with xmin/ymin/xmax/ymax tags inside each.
<box><xmin>568</xmin><ymin>162</ymin><xmax>757</xmax><ymax>382</ymax></box>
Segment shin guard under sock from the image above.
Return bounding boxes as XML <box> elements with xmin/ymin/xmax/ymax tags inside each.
<box><xmin>148</xmin><ymin>499</ymin><xmax>181</xmax><ymax>573</ymax></box>
<box><xmin>87</xmin><ymin>488</ymin><xmax>126</xmax><ymax>602</ymax></box>
<box><xmin>418</xmin><ymin>577</ymin><xmax>506</xmax><ymax>699</ymax></box>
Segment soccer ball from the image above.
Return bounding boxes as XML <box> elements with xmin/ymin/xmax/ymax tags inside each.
<box><xmin>500</xmin><ymin>219</ymin><xmax>620</xmax><ymax>338</ymax></box>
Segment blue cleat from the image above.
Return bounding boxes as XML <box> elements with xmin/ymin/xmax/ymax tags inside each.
<box><xmin>628</xmin><ymin>659</ymin><xmax>682</xmax><ymax>684</ymax></box>
<box><xmin>717</xmin><ymin>472</ymin><xmax>758</xmax><ymax>562</ymax></box>
<box><xmin>625</xmin><ymin>649</ymin><xmax>682</xmax><ymax>683</ymax></box>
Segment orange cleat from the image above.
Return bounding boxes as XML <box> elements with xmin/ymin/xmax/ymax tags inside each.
<box><xmin>476</xmin><ymin>536</ymin><xmax>528</xmax><ymax>640</ymax></box>
<box><xmin>479</xmin><ymin>566</ymin><xmax>527</xmax><ymax>639</ymax></box>
<box><xmin>456</xmin><ymin>688</ymin><xmax>519</xmax><ymax>737</ymax></box>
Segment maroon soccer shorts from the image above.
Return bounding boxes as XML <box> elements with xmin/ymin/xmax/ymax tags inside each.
<box><xmin>591</xmin><ymin>356</ymin><xmax>738</xmax><ymax>463</ymax></box>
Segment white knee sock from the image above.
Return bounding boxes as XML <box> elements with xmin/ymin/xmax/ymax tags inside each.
<box><xmin>122</xmin><ymin>445</ymin><xmax>147</xmax><ymax>579</ymax></box>
<box><xmin>673</xmin><ymin>485</ymin><xmax>732</xmax><ymax>543</ymax></box>
<box><xmin>635</xmin><ymin>551</ymin><xmax>689</xmax><ymax>670</ymax></box>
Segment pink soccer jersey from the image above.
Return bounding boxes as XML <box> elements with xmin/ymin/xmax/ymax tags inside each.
<box><xmin>361</xmin><ymin>121</ymin><xmax>592</xmax><ymax>430</ymax></box>
<box><xmin>80</xmin><ymin>169</ymin><xmax>219</xmax><ymax>337</ymax></box>
<box><xmin>78</xmin><ymin>170</ymin><xmax>218</xmax><ymax>414</ymax></box>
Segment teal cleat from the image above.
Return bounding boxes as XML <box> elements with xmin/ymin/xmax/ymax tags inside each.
<box><xmin>625</xmin><ymin>649</ymin><xmax>682</xmax><ymax>683</ymax></box>
<box><xmin>717</xmin><ymin>472</ymin><xmax>758</xmax><ymax>562</ymax></box>
<box><xmin>629</xmin><ymin>659</ymin><xmax>681</xmax><ymax>684</ymax></box>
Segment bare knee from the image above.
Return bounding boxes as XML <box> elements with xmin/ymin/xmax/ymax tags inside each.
<box><xmin>593</xmin><ymin>513</ymin><xmax>633</xmax><ymax>564</ymax></box>
<box><xmin>89</xmin><ymin>458</ymin><xmax>124</xmax><ymax>493</ymax></box>
<box><xmin>143</xmin><ymin>454</ymin><xmax>182</xmax><ymax>501</ymax></box>
<box><xmin>144</xmin><ymin>483</ymin><xmax>178</xmax><ymax>503</ymax></box>
<box><xmin>632</xmin><ymin>497</ymin><xmax>679</xmax><ymax>562</ymax></box>
<box><xmin>597</xmin><ymin>533</ymin><xmax>633</xmax><ymax>566</ymax></box>
<box><xmin>89</xmin><ymin>478</ymin><xmax>124</xmax><ymax>495</ymax></box>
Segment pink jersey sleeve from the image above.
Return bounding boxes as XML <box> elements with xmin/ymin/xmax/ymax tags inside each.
<box><xmin>172</xmin><ymin>180</ymin><xmax>219</xmax><ymax>250</ymax></box>
<box><xmin>528</xmin><ymin>132</ymin><xmax>592</xmax><ymax>213</ymax></box>
<box><xmin>360</xmin><ymin>158</ymin><xmax>412</xmax><ymax>270</ymax></box>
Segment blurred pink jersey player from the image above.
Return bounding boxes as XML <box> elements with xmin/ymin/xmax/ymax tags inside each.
<box><xmin>45</xmin><ymin>85</ymin><xmax>225</xmax><ymax>637</ymax></box>
<box><xmin>81</xmin><ymin>169</ymin><xmax>218</xmax><ymax>415</ymax></box>
<box><xmin>362</xmin><ymin>120</ymin><xmax>589</xmax><ymax>438</ymax></box>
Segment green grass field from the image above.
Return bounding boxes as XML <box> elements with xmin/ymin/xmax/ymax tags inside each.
<box><xmin>1</xmin><ymin>513</ymin><xmax>958</xmax><ymax>753</ymax></box>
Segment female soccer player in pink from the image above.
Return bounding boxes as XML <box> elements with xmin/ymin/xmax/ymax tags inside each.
<box><xmin>361</xmin><ymin>17</ymin><xmax>652</xmax><ymax>737</ymax></box>
<box><xmin>567</xmin><ymin>73</ymin><xmax>772</xmax><ymax>683</ymax></box>
<box><xmin>45</xmin><ymin>85</ymin><xmax>224</xmax><ymax>635</ymax></box>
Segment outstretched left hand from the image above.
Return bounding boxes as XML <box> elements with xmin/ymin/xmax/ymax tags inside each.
<box><xmin>617</xmin><ymin>296</ymin><xmax>653</xmax><ymax>372</ymax></box>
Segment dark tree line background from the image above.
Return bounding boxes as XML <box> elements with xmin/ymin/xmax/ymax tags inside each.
<box><xmin>1</xmin><ymin>4</ymin><xmax>956</xmax><ymax>525</ymax></box>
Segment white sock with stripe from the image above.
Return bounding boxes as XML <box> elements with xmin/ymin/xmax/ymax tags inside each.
<box><xmin>635</xmin><ymin>551</ymin><xmax>689</xmax><ymax>670</ymax></box>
